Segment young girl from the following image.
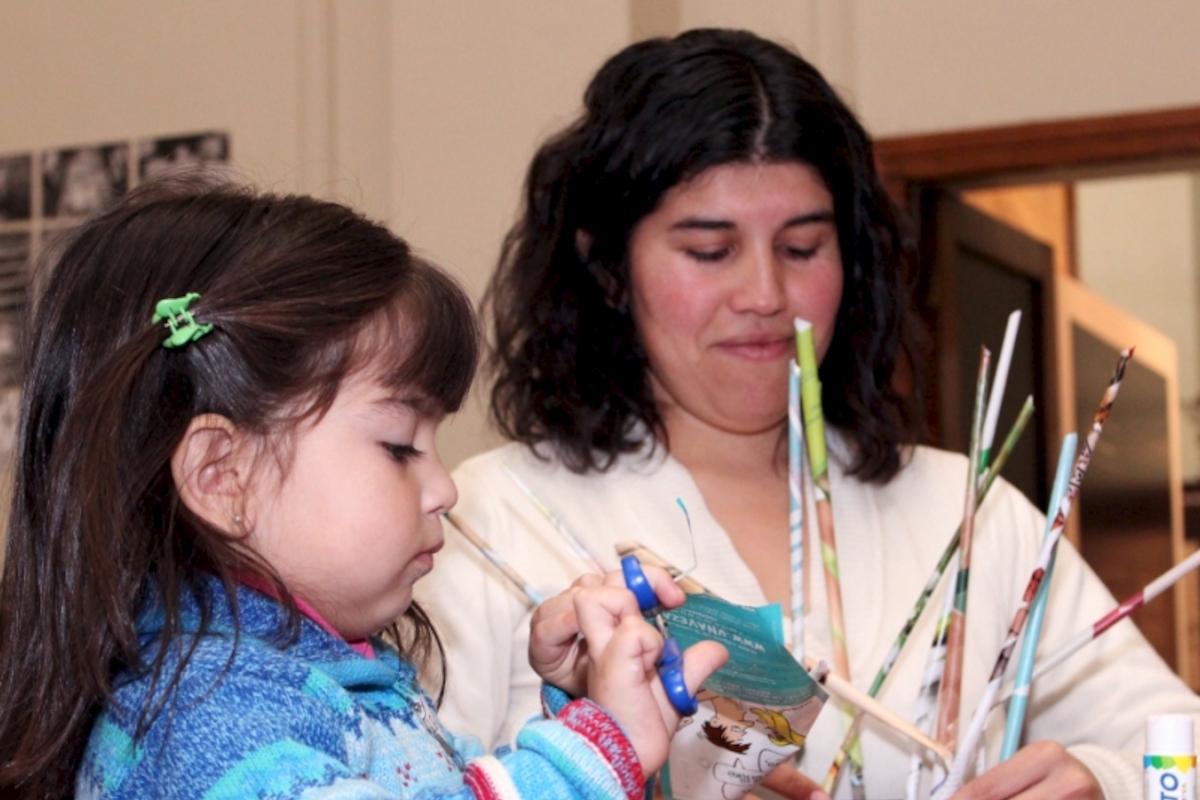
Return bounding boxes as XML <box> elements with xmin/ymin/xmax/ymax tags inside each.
<box><xmin>0</xmin><ymin>176</ymin><xmax>725</xmax><ymax>799</ymax></box>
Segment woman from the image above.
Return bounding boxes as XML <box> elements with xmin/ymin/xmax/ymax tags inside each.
<box><xmin>417</xmin><ymin>29</ymin><xmax>1200</xmax><ymax>799</ymax></box>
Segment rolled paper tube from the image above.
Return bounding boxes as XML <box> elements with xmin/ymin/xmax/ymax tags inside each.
<box><xmin>444</xmin><ymin>511</ymin><xmax>544</xmax><ymax>607</ymax></box>
<box><xmin>795</xmin><ymin>317</ymin><xmax>865</xmax><ymax>793</ymax></box>
<box><xmin>1000</xmin><ymin>432</ymin><xmax>1077</xmax><ymax>760</ymax></box>
<box><xmin>789</xmin><ymin>359</ymin><xmax>805</xmax><ymax>663</ymax></box>
<box><xmin>995</xmin><ymin>542</ymin><xmax>1200</xmax><ymax>708</ymax></box>
<box><xmin>934</xmin><ymin>345</ymin><xmax>991</xmax><ymax>749</ymax></box>
<box><xmin>804</xmin><ymin>658</ymin><xmax>953</xmax><ymax>772</ymax></box>
<box><xmin>825</xmin><ymin>396</ymin><xmax>1035</xmax><ymax>791</ymax></box>
<box><xmin>501</xmin><ymin>462</ymin><xmax>606</xmax><ymax>574</ymax></box>
<box><xmin>932</xmin><ymin>348</ymin><xmax>1132</xmax><ymax>800</ymax></box>
<box><xmin>979</xmin><ymin>311</ymin><xmax>1022</xmax><ymax>468</ymax></box>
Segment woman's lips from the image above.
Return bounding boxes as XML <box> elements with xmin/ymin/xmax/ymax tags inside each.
<box><xmin>714</xmin><ymin>336</ymin><xmax>793</xmax><ymax>361</ymax></box>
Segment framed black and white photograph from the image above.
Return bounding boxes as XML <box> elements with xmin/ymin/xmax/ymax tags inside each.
<box><xmin>0</xmin><ymin>233</ymin><xmax>29</xmax><ymax>387</ymax></box>
<box><xmin>0</xmin><ymin>386</ymin><xmax>20</xmax><ymax>465</ymax></box>
<box><xmin>138</xmin><ymin>132</ymin><xmax>229</xmax><ymax>180</ymax></box>
<box><xmin>0</xmin><ymin>154</ymin><xmax>32</xmax><ymax>222</ymax></box>
<box><xmin>42</xmin><ymin>143</ymin><xmax>129</xmax><ymax>218</ymax></box>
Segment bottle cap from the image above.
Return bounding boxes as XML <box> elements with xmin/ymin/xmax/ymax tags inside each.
<box><xmin>1147</xmin><ymin>714</ymin><xmax>1195</xmax><ymax>754</ymax></box>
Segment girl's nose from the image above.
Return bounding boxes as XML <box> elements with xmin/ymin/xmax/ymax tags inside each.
<box><xmin>422</xmin><ymin>451</ymin><xmax>458</xmax><ymax>516</ymax></box>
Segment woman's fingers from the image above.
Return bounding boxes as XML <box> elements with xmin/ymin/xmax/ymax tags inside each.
<box><xmin>759</xmin><ymin>762</ymin><xmax>829</xmax><ymax>800</ymax></box>
<box><xmin>950</xmin><ymin>741</ymin><xmax>1102</xmax><ymax>800</ymax></box>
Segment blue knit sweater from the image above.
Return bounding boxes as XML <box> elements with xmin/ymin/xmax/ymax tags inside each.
<box><xmin>77</xmin><ymin>581</ymin><xmax>642</xmax><ymax>800</ymax></box>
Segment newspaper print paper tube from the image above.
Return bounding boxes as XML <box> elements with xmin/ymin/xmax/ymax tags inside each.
<box><xmin>931</xmin><ymin>348</ymin><xmax>1132</xmax><ymax>800</ymax></box>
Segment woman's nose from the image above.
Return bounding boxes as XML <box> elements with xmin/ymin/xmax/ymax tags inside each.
<box><xmin>730</xmin><ymin>249</ymin><xmax>787</xmax><ymax>315</ymax></box>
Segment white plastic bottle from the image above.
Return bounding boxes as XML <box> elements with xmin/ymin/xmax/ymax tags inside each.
<box><xmin>1146</xmin><ymin>714</ymin><xmax>1197</xmax><ymax>800</ymax></box>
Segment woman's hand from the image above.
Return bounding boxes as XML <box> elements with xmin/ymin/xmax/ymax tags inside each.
<box><xmin>950</xmin><ymin>741</ymin><xmax>1102</xmax><ymax>800</ymax></box>
<box><xmin>757</xmin><ymin>762</ymin><xmax>830</xmax><ymax>800</ymax></box>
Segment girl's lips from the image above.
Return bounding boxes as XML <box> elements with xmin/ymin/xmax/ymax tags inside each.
<box><xmin>714</xmin><ymin>336</ymin><xmax>793</xmax><ymax>361</ymax></box>
<box><xmin>413</xmin><ymin>540</ymin><xmax>444</xmax><ymax>573</ymax></box>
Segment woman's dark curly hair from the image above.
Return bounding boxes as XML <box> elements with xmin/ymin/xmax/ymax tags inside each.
<box><xmin>488</xmin><ymin>28</ymin><xmax>925</xmax><ymax>481</ymax></box>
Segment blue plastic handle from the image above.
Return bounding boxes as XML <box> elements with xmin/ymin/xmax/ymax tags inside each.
<box><xmin>620</xmin><ymin>554</ymin><xmax>698</xmax><ymax>716</ymax></box>
<box><xmin>657</xmin><ymin>637</ymin><xmax>698</xmax><ymax>716</ymax></box>
<box><xmin>621</xmin><ymin>554</ymin><xmax>659</xmax><ymax>613</ymax></box>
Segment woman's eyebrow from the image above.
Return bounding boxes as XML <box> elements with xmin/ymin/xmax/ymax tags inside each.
<box><xmin>783</xmin><ymin>210</ymin><xmax>836</xmax><ymax>227</ymax></box>
<box><xmin>670</xmin><ymin>218</ymin><xmax>735</xmax><ymax>231</ymax></box>
<box><xmin>669</xmin><ymin>210</ymin><xmax>835</xmax><ymax>231</ymax></box>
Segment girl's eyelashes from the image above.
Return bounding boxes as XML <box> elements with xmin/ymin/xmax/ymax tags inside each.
<box><xmin>382</xmin><ymin>442</ymin><xmax>422</xmax><ymax>463</ymax></box>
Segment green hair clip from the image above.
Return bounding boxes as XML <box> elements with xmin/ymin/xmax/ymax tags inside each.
<box><xmin>152</xmin><ymin>292</ymin><xmax>214</xmax><ymax>349</ymax></box>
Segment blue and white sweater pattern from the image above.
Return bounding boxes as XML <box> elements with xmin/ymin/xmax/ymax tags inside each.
<box><xmin>77</xmin><ymin>582</ymin><xmax>641</xmax><ymax>800</ymax></box>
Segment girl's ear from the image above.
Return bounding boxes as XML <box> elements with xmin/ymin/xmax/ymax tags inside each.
<box><xmin>171</xmin><ymin>413</ymin><xmax>254</xmax><ymax>532</ymax></box>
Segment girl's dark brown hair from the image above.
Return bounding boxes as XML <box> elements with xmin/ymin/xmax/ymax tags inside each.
<box><xmin>0</xmin><ymin>175</ymin><xmax>478</xmax><ymax>799</ymax></box>
<box><xmin>488</xmin><ymin>29</ymin><xmax>925</xmax><ymax>479</ymax></box>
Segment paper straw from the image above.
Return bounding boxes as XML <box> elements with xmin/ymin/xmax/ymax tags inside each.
<box><xmin>934</xmin><ymin>346</ymin><xmax>991</xmax><ymax>749</ymax></box>
<box><xmin>501</xmin><ymin>462</ymin><xmax>606</xmax><ymax>574</ymax></box>
<box><xmin>803</xmin><ymin>659</ymin><xmax>954</xmax><ymax>772</ymax></box>
<box><xmin>789</xmin><ymin>360</ymin><xmax>806</xmax><ymax>664</ymax></box>
<box><xmin>980</xmin><ymin>311</ymin><xmax>1022</xmax><ymax>468</ymax></box>
<box><xmin>905</xmin><ymin>550</ymin><xmax>959</xmax><ymax>800</ymax></box>
<box><xmin>795</xmin><ymin>318</ymin><xmax>865</xmax><ymax>796</ymax></box>
<box><xmin>999</xmin><ymin>433</ymin><xmax>1077</xmax><ymax>760</ymax></box>
<box><xmin>823</xmin><ymin>395</ymin><xmax>1035</xmax><ymax>793</ymax></box>
<box><xmin>795</xmin><ymin>319</ymin><xmax>846</xmax><ymax>676</ymax></box>
<box><xmin>444</xmin><ymin>511</ymin><xmax>544</xmax><ymax>607</ymax></box>
<box><xmin>931</xmin><ymin>348</ymin><xmax>1132</xmax><ymax>800</ymax></box>
<box><xmin>996</xmin><ymin>542</ymin><xmax>1200</xmax><ymax>707</ymax></box>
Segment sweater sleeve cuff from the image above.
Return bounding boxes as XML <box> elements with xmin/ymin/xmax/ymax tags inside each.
<box><xmin>557</xmin><ymin>699</ymin><xmax>643</xmax><ymax>800</ymax></box>
<box><xmin>505</xmin><ymin>698</ymin><xmax>644</xmax><ymax>800</ymax></box>
<box><xmin>1069</xmin><ymin>743</ymin><xmax>1142</xmax><ymax>800</ymax></box>
<box><xmin>540</xmin><ymin>682</ymin><xmax>573</xmax><ymax>719</ymax></box>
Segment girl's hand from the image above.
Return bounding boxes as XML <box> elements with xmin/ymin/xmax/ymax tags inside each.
<box><xmin>529</xmin><ymin>565</ymin><xmax>687</xmax><ymax>696</ymax></box>
<box><xmin>528</xmin><ymin>571</ymin><xmax>602</xmax><ymax>696</ymax></box>
<box><xmin>950</xmin><ymin>741</ymin><xmax>1102</xmax><ymax>800</ymax></box>
<box><xmin>572</xmin><ymin>571</ymin><xmax>727</xmax><ymax>776</ymax></box>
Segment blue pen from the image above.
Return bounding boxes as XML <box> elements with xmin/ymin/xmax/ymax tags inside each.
<box><xmin>621</xmin><ymin>554</ymin><xmax>698</xmax><ymax>716</ymax></box>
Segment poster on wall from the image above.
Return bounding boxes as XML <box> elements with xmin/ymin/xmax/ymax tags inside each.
<box><xmin>0</xmin><ymin>154</ymin><xmax>32</xmax><ymax>222</ymax></box>
<box><xmin>138</xmin><ymin>132</ymin><xmax>229</xmax><ymax>180</ymax></box>
<box><xmin>0</xmin><ymin>131</ymin><xmax>230</xmax><ymax>459</ymax></box>
<box><xmin>42</xmin><ymin>143</ymin><xmax>130</xmax><ymax>218</ymax></box>
<box><xmin>0</xmin><ymin>233</ymin><xmax>29</xmax><ymax>387</ymax></box>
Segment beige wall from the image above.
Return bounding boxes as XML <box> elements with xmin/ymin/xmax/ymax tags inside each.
<box><xmin>386</xmin><ymin>2</ymin><xmax>628</xmax><ymax>469</ymax></box>
<box><xmin>3</xmin><ymin>1</ymin><xmax>1199</xmax><ymax>469</ymax></box>
<box><xmin>852</xmin><ymin>0</ymin><xmax>1200</xmax><ymax>136</ymax></box>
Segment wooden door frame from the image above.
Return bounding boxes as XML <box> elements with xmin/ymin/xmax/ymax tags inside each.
<box><xmin>874</xmin><ymin>105</ymin><xmax>1200</xmax><ymax>201</ymax></box>
<box><xmin>875</xmin><ymin>105</ymin><xmax>1200</xmax><ymax>686</ymax></box>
